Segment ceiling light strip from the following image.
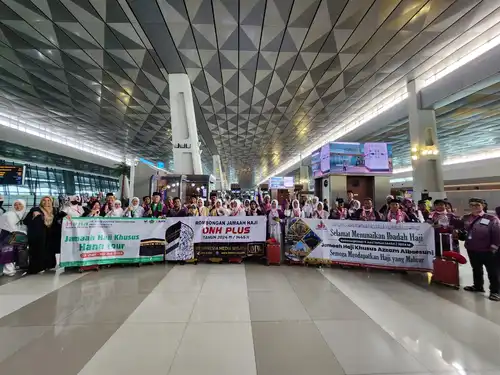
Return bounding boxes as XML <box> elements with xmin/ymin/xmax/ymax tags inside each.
<box><xmin>393</xmin><ymin>149</ymin><xmax>500</xmax><ymax>175</ymax></box>
<box><xmin>0</xmin><ymin>113</ymin><xmax>126</xmax><ymax>164</ymax></box>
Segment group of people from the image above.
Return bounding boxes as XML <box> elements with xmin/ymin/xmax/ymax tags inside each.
<box><xmin>1</xmin><ymin>191</ymin><xmax>499</xmax><ymax>302</ymax></box>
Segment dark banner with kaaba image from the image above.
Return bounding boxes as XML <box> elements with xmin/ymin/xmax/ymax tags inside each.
<box><xmin>194</xmin><ymin>242</ymin><xmax>265</xmax><ymax>260</ymax></box>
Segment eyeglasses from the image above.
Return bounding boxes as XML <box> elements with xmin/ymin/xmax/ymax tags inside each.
<box><xmin>469</xmin><ymin>203</ymin><xmax>482</xmax><ymax>207</ymax></box>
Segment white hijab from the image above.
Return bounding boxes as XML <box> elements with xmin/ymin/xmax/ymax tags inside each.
<box><xmin>230</xmin><ymin>199</ymin><xmax>245</xmax><ymax>216</ymax></box>
<box><xmin>127</xmin><ymin>197</ymin><xmax>145</xmax><ymax>217</ymax></box>
<box><xmin>313</xmin><ymin>202</ymin><xmax>327</xmax><ymax>219</ymax></box>
<box><xmin>107</xmin><ymin>200</ymin><xmax>124</xmax><ymax>217</ymax></box>
<box><xmin>63</xmin><ymin>195</ymin><xmax>84</xmax><ymax>217</ymax></box>
<box><xmin>268</xmin><ymin>199</ymin><xmax>280</xmax><ymax>220</ymax></box>
<box><xmin>303</xmin><ymin>199</ymin><xmax>313</xmax><ymax>217</ymax></box>
<box><xmin>291</xmin><ymin>199</ymin><xmax>302</xmax><ymax>218</ymax></box>
<box><xmin>0</xmin><ymin>199</ymin><xmax>27</xmax><ymax>234</ymax></box>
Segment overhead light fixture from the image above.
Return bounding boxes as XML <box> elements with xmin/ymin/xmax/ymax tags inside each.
<box><xmin>393</xmin><ymin>148</ymin><xmax>500</xmax><ymax>174</ymax></box>
<box><xmin>0</xmin><ymin>111</ymin><xmax>126</xmax><ymax>164</ymax></box>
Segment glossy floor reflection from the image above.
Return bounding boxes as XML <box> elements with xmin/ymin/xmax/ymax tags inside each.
<box><xmin>0</xmin><ymin>263</ymin><xmax>499</xmax><ymax>375</ymax></box>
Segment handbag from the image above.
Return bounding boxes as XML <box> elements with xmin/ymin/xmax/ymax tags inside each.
<box><xmin>8</xmin><ymin>231</ymin><xmax>28</xmax><ymax>245</ymax></box>
<box><xmin>457</xmin><ymin>216</ymin><xmax>482</xmax><ymax>241</ymax></box>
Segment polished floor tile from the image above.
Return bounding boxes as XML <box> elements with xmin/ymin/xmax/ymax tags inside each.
<box><xmin>60</xmin><ymin>294</ymin><xmax>151</xmax><ymax>325</ymax></box>
<box><xmin>0</xmin><ymin>291</ymin><xmax>84</xmax><ymax>327</ymax></box>
<box><xmin>2</xmin><ymin>263</ymin><xmax>500</xmax><ymax>375</ymax></box>
<box><xmin>321</xmin><ymin>268</ymin><xmax>500</xmax><ymax>372</ymax></box>
<box><xmin>190</xmin><ymin>293</ymin><xmax>250</xmax><ymax>322</ymax></box>
<box><xmin>248</xmin><ymin>291</ymin><xmax>310</xmax><ymax>321</ymax></box>
<box><xmin>316</xmin><ymin>319</ymin><xmax>428</xmax><ymax>374</ymax></box>
<box><xmin>0</xmin><ymin>324</ymin><xmax>121</xmax><ymax>374</ymax></box>
<box><xmin>0</xmin><ymin>326</ymin><xmax>49</xmax><ymax>362</ymax></box>
<box><xmin>245</xmin><ymin>271</ymin><xmax>296</xmax><ymax>292</ymax></box>
<box><xmin>127</xmin><ymin>292</ymin><xmax>199</xmax><ymax>323</ymax></box>
<box><xmin>200</xmin><ymin>273</ymin><xmax>247</xmax><ymax>295</ymax></box>
<box><xmin>0</xmin><ymin>273</ymin><xmax>85</xmax><ymax>295</ymax></box>
<box><xmin>0</xmin><ymin>294</ymin><xmax>45</xmax><ymax>319</ymax></box>
<box><xmin>297</xmin><ymin>291</ymin><xmax>369</xmax><ymax>320</ymax></box>
<box><xmin>78</xmin><ymin>323</ymin><xmax>186</xmax><ymax>375</ymax></box>
<box><xmin>168</xmin><ymin>322</ymin><xmax>256</xmax><ymax>375</ymax></box>
<box><xmin>252</xmin><ymin>321</ymin><xmax>345</xmax><ymax>375</ymax></box>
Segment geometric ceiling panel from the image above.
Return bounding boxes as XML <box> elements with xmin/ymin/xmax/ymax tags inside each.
<box><xmin>0</xmin><ymin>0</ymin><xmax>498</xmax><ymax>183</ymax></box>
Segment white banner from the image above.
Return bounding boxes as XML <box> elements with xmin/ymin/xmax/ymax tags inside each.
<box><xmin>285</xmin><ymin>219</ymin><xmax>435</xmax><ymax>271</ymax></box>
<box><xmin>60</xmin><ymin>217</ymin><xmax>267</xmax><ymax>267</ymax></box>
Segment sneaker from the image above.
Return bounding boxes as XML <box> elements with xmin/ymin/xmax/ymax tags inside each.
<box><xmin>464</xmin><ymin>286</ymin><xmax>485</xmax><ymax>293</ymax></box>
<box><xmin>489</xmin><ymin>293</ymin><xmax>500</xmax><ymax>301</ymax></box>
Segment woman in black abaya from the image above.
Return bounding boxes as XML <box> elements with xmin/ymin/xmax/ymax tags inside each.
<box><xmin>23</xmin><ymin>196</ymin><xmax>67</xmax><ymax>274</ymax></box>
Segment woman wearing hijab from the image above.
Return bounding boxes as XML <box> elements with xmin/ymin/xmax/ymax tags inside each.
<box><xmin>230</xmin><ymin>200</ymin><xmax>246</xmax><ymax>216</ymax></box>
<box><xmin>259</xmin><ymin>194</ymin><xmax>272</xmax><ymax>213</ymax></box>
<box><xmin>401</xmin><ymin>198</ymin><xmax>424</xmax><ymax>223</ymax></box>
<box><xmin>187</xmin><ymin>204</ymin><xmax>199</xmax><ymax>216</ymax></box>
<box><xmin>216</xmin><ymin>199</ymin><xmax>228</xmax><ymax>216</ymax></box>
<box><xmin>106</xmin><ymin>200</ymin><xmax>124</xmax><ymax>217</ymax></box>
<box><xmin>290</xmin><ymin>199</ymin><xmax>303</xmax><ymax>218</ymax></box>
<box><xmin>329</xmin><ymin>199</ymin><xmax>348</xmax><ymax>220</ymax></box>
<box><xmin>24</xmin><ymin>196</ymin><xmax>67</xmax><ymax>274</ymax></box>
<box><xmin>302</xmin><ymin>199</ymin><xmax>314</xmax><ymax>218</ymax></box>
<box><xmin>63</xmin><ymin>195</ymin><xmax>85</xmax><ymax>217</ymax></box>
<box><xmin>84</xmin><ymin>200</ymin><xmax>101</xmax><ymax>217</ymax></box>
<box><xmin>312</xmin><ymin>196</ymin><xmax>319</xmax><ymax>210</ymax></box>
<box><xmin>312</xmin><ymin>201</ymin><xmax>328</xmax><ymax>219</ymax></box>
<box><xmin>386</xmin><ymin>199</ymin><xmax>410</xmax><ymax>223</ymax></box>
<box><xmin>243</xmin><ymin>199</ymin><xmax>251</xmax><ymax>214</ymax></box>
<box><xmin>0</xmin><ymin>199</ymin><xmax>27</xmax><ymax>276</ymax></box>
<box><xmin>267</xmin><ymin>200</ymin><xmax>285</xmax><ymax>244</ymax></box>
<box><xmin>426</xmin><ymin>199</ymin><xmax>459</xmax><ymax>256</ymax></box>
<box><xmin>197</xmin><ymin>198</ymin><xmax>209</xmax><ymax>216</ymax></box>
<box><xmin>124</xmin><ymin>197</ymin><xmax>145</xmax><ymax>218</ymax></box>
<box><xmin>247</xmin><ymin>200</ymin><xmax>262</xmax><ymax>216</ymax></box>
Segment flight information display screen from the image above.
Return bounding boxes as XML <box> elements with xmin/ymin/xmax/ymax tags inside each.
<box><xmin>0</xmin><ymin>164</ymin><xmax>25</xmax><ymax>185</ymax></box>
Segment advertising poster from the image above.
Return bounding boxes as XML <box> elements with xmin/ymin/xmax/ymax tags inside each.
<box><xmin>285</xmin><ymin>219</ymin><xmax>435</xmax><ymax>271</ymax></box>
<box><xmin>60</xmin><ymin>217</ymin><xmax>267</xmax><ymax>267</ymax></box>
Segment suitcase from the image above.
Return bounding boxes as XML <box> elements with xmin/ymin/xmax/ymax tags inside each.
<box><xmin>432</xmin><ymin>233</ymin><xmax>460</xmax><ymax>289</ymax></box>
<box><xmin>266</xmin><ymin>244</ymin><xmax>281</xmax><ymax>266</ymax></box>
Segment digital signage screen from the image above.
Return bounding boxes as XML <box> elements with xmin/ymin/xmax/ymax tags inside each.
<box><xmin>329</xmin><ymin>142</ymin><xmax>393</xmax><ymax>174</ymax></box>
<box><xmin>269</xmin><ymin>176</ymin><xmax>294</xmax><ymax>189</ymax></box>
<box><xmin>0</xmin><ymin>164</ymin><xmax>25</xmax><ymax>185</ymax></box>
<box><xmin>312</xmin><ymin>142</ymin><xmax>393</xmax><ymax>178</ymax></box>
<box><xmin>311</xmin><ymin>150</ymin><xmax>322</xmax><ymax>178</ymax></box>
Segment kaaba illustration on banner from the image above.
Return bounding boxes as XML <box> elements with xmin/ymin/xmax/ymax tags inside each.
<box><xmin>165</xmin><ymin>221</ymin><xmax>194</xmax><ymax>261</ymax></box>
<box><xmin>139</xmin><ymin>238</ymin><xmax>166</xmax><ymax>258</ymax></box>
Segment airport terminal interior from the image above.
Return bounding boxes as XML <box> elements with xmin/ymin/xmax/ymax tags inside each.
<box><xmin>1</xmin><ymin>0</ymin><xmax>500</xmax><ymax>374</ymax></box>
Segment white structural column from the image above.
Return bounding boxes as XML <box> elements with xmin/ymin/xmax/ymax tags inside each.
<box><xmin>212</xmin><ymin>155</ymin><xmax>223</xmax><ymax>190</ymax></box>
<box><xmin>407</xmin><ymin>80</ymin><xmax>445</xmax><ymax>200</ymax></box>
<box><xmin>128</xmin><ymin>160</ymin><xmax>136</xmax><ymax>200</ymax></box>
<box><xmin>299</xmin><ymin>165</ymin><xmax>310</xmax><ymax>190</ymax></box>
<box><xmin>169</xmin><ymin>74</ymin><xmax>203</xmax><ymax>175</ymax></box>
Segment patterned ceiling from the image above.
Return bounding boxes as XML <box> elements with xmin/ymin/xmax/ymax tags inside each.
<box><xmin>0</xmin><ymin>0</ymin><xmax>499</xmax><ymax>182</ymax></box>
<box><xmin>360</xmin><ymin>79</ymin><xmax>500</xmax><ymax>168</ymax></box>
